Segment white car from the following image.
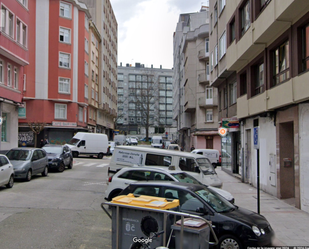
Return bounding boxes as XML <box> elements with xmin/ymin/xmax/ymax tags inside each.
<box><xmin>126</xmin><ymin>137</ymin><xmax>138</xmax><ymax>145</ymax></box>
<box><xmin>104</xmin><ymin>167</ymin><xmax>234</xmax><ymax>203</ymax></box>
<box><xmin>0</xmin><ymin>154</ymin><xmax>14</xmax><ymax>188</ymax></box>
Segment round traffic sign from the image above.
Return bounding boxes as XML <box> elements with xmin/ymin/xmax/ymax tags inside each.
<box><xmin>218</xmin><ymin>127</ymin><xmax>228</xmax><ymax>137</ymax></box>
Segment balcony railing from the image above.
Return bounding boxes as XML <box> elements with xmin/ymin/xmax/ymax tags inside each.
<box><xmin>198</xmin><ymin>96</ymin><xmax>218</xmax><ymax>107</ymax></box>
<box><xmin>198</xmin><ymin>49</ymin><xmax>209</xmax><ymax>61</ymax></box>
<box><xmin>198</xmin><ymin>72</ymin><xmax>210</xmax><ymax>85</ymax></box>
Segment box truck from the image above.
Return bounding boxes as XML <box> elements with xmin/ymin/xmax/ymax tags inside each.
<box><xmin>66</xmin><ymin>132</ymin><xmax>108</xmax><ymax>159</ymax></box>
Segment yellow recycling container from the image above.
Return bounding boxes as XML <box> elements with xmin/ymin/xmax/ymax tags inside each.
<box><xmin>111</xmin><ymin>193</ymin><xmax>179</xmax><ymax>210</ymax></box>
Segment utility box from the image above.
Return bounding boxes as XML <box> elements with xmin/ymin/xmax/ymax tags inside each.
<box><xmin>171</xmin><ymin>218</ymin><xmax>210</xmax><ymax>249</ymax></box>
<box><xmin>110</xmin><ymin>194</ymin><xmax>179</xmax><ymax>249</ymax></box>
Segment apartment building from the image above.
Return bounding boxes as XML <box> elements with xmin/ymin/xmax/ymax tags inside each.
<box><xmin>173</xmin><ymin>7</ymin><xmax>221</xmax><ymax>152</ymax></box>
<box><xmin>209</xmin><ymin>0</ymin><xmax>309</xmax><ymax>212</ymax></box>
<box><xmin>80</xmin><ymin>0</ymin><xmax>118</xmax><ymax>140</ymax></box>
<box><xmin>0</xmin><ymin>0</ymin><xmax>30</xmax><ymax>150</ymax></box>
<box><xmin>117</xmin><ymin>63</ymin><xmax>175</xmax><ymax>139</ymax></box>
<box><xmin>16</xmin><ymin>0</ymin><xmax>91</xmax><ymax>146</ymax></box>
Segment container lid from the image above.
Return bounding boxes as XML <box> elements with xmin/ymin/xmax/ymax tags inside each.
<box><xmin>111</xmin><ymin>193</ymin><xmax>180</xmax><ymax>210</ymax></box>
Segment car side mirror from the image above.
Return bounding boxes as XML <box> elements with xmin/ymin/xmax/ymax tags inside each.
<box><xmin>196</xmin><ymin>207</ymin><xmax>209</xmax><ymax>215</ymax></box>
<box><xmin>194</xmin><ymin>166</ymin><xmax>200</xmax><ymax>173</ymax></box>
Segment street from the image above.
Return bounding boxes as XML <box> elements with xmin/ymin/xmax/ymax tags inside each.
<box><xmin>0</xmin><ymin>156</ymin><xmax>112</xmax><ymax>249</ymax></box>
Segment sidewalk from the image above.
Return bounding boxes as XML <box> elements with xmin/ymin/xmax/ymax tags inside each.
<box><xmin>216</xmin><ymin>167</ymin><xmax>309</xmax><ymax>246</ymax></box>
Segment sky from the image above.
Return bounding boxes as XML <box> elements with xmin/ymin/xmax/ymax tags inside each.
<box><xmin>110</xmin><ymin>0</ymin><xmax>208</xmax><ymax>69</ymax></box>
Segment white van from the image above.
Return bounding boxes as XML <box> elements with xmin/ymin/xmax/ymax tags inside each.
<box><xmin>108</xmin><ymin>146</ymin><xmax>222</xmax><ymax>188</ymax></box>
<box><xmin>114</xmin><ymin>135</ymin><xmax>126</xmax><ymax>145</ymax></box>
<box><xmin>66</xmin><ymin>132</ymin><xmax>108</xmax><ymax>159</ymax></box>
<box><xmin>191</xmin><ymin>149</ymin><xmax>220</xmax><ymax>168</ymax></box>
<box><xmin>151</xmin><ymin>136</ymin><xmax>163</xmax><ymax>148</ymax></box>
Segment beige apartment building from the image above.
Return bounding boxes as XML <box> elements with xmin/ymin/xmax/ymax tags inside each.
<box><xmin>173</xmin><ymin>7</ymin><xmax>221</xmax><ymax>152</ymax></box>
<box><xmin>80</xmin><ymin>0</ymin><xmax>118</xmax><ymax>140</ymax></box>
<box><xmin>209</xmin><ymin>0</ymin><xmax>309</xmax><ymax>212</ymax></box>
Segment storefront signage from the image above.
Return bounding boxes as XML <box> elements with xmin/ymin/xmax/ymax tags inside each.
<box><xmin>253</xmin><ymin>127</ymin><xmax>259</xmax><ymax>149</ymax></box>
<box><xmin>222</xmin><ymin>118</ymin><xmax>240</xmax><ymax>129</ymax></box>
<box><xmin>218</xmin><ymin>127</ymin><xmax>228</xmax><ymax>137</ymax></box>
<box><xmin>52</xmin><ymin>121</ymin><xmax>77</xmax><ymax>127</ymax></box>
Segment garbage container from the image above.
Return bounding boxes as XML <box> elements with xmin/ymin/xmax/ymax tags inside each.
<box><xmin>109</xmin><ymin>194</ymin><xmax>179</xmax><ymax>249</ymax></box>
<box><xmin>171</xmin><ymin>218</ymin><xmax>210</xmax><ymax>249</ymax></box>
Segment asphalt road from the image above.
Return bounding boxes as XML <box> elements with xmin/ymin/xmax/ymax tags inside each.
<box><xmin>0</xmin><ymin>156</ymin><xmax>112</xmax><ymax>249</ymax></box>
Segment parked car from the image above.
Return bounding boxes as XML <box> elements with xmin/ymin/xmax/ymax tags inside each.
<box><xmin>6</xmin><ymin>148</ymin><xmax>49</xmax><ymax>181</ymax></box>
<box><xmin>167</xmin><ymin>144</ymin><xmax>180</xmax><ymax>151</ymax></box>
<box><xmin>108</xmin><ymin>141</ymin><xmax>116</xmax><ymax>155</ymax></box>
<box><xmin>104</xmin><ymin>167</ymin><xmax>234</xmax><ymax>203</ymax></box>
<box><xmin>42</xmin><ymin>144</ymin><xmax>73</xmax><ymax>172</ymax></box>
<box><xmin>0</xmin><ymin>154</ymin><xmax>14</xmax><ymax>188</ymax></box>
<box><xmin>119</xmin><ymin>181</ymin><xmax>274</xmax><ymax>249</ymax></box>
<box><xmin>151</xmin><ymin>136</ymin><xmax>163</xmax><ymax>148</ymax></box>
<box><xmin>126</xmin><ymin>137</ymin><xmax>138</xmax><ymax>145</ymax></box>
<box><xmin>191</xmin><ymin>149</ymin><xmax>220</xmax><ymax>168</ymax></box>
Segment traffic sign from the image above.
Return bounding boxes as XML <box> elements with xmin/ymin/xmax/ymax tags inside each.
<box><xmin>253</xmin><ymin>127</ymin><xmax>259</xmax><ymax>149</ymax></box>
<box><xmin>218</xmin><ymin>127</ymin><xmax>228</xmax><ymax>137</ymax></box>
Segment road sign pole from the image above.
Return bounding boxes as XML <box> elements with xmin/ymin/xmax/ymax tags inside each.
<box><xmin>257</xmin><ymin>148</ymin><xmax>260</xmax><ymax>214</ymax></box>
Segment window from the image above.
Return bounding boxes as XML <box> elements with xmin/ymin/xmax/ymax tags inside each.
<box><xmin>0</xmin><ymin>60</ymin><xmax>3</xmax><ymax>84</ymax></box>
<box><xmin>59</xmin><ymin>27</ymin><xmax>70</xmax><ymax>43</ymax></box>
<box><xmin>145</xmin><ymin>154</ymin><xmax>172</xmax><ymax>166</ymax></box>
<box><xmin>224</xmin><ymin>87</ymin><xmax>228</xmax><ymax>109</ymax></box>
<box><xmin>16</xmin><ymin>19</ymin><xmax>27</xmax><ymax>47</ymax></box>
<box><xmin>1</xmin><ymin>113</ymin><xmax>7</xmax><ymax>142</ymax></box>
<box><xmin>60</xmin><ymin>2</ymin><xmax>71</xmax><ymax>18</ymax></box>
<box><xmin>214</xmin><ymin>4</ymin><xmax>218</xmax><ymax>25</ymax></box>
<box><xmin>260</xmin><ymin>0</ymin><xmax>271</xmax><ymax>11</ymax></box>
<box><xmin>211</xmin><ymin>52</ymin><xmax>213</xmax><ymax>71</ymax></box>
<box><xmin>78</xmin><ymin>107</ymin><xmax>83</xmax><ymax>122</ymax></box>
<box><xmin>59</xmin><ymin>52</ymin><xmax>70</xmax><ymax>68</ymax></box>
<box><xmin>273</xmin><ymin>41</ymin><xmax>289</xmax><ymax>86</ymax></box>
<box><xmin>255</xmin><ymin>63</ymin><xmax>264</xmax><ymax>95</ymax></box>
<box><xmin>206</xmin><ymin>109</ymin><xmax>213</xmax><ymax>122</ymax></box>
<box><xmin>17</xmin><ymin>0</ymin><xmax>28</xmax><ymax>8</ymax></box>
<box><xmin>84</xmin><ymin>84</ymin><xmax>88</xmax><ymax>99</ymax></box>
<box><xmin>240</xmin><ymin>72</ymin><xmax>247</xmax><ymax>96</ymax></box>
<box><xmin>14</xmin><ymin>68</ymin><xmax>18</xmax><ymax>89</ymax></box>
<box><xmin>205</xmin><ymin>38</ymin><xmax>209</xmax><ymax>53</ymax></box>
<box><xmin>241</xmin><ymin>1</ymin><xmax>251</xmax><ymax>36</ymax></box>
<box><xmin>85</xmin><ymin>15</ymin><xmax>88</xmax><ymax>30</ymax></box>
<box><xmin>214</xmin><ymin>45</ymin><xmax>218</xmax><ymax>66</ymax></box>
<box><xmin>219</xmin><ymin>0</ymin><xmax>226</xmax><ymax>14</ymax></box>
<box><xmin>85</xmin><ymin>38</ymin><xmax>89</xmax><ymax>53</ymax></box>
<box><xmin>230</xmin><ymin>19</ymin><xmax>236</xmax><ymax>43</ymax></box>
<box><xmin>1</xmin><ymin>6</ymin><xmax>14</xmax><ymax>38</ymax></box>
<box><xmin>91</xmin><ymin>89</ymin><xmax>94</xmax><ymax>99</ymax></box>
<box><xmin>206</xmin><ymin>87</ymin><xmax>213</xmax><ymax>100</ymax></box>
<box><xmin>229</xmin><ymin>82</ymin><xmax>237</xmax><ymax>105</ymax></box>
<box><xmin>7</xmin><ymin>64</ymin><xmax>11</xmax><ymax>86</ymax></box>
<box><xmin>301</xmin><ymin>24</ymin><xmax>309</xmax><ymax>72</ymax></box>
<box><xmin>59</xmin><ymin>78</ymin><xmax>70</xmax><ymax>93</ymax></box>
<box><xmin>84</xmin><ymin>61</ymin><xmax>89</xmax><ymax>76</ymax></box>
<box><xmin>55</xmin><ymin>104</ymin><xmax>67</xmax><ymax>119</ymax></box>
<box><xmin>219</xmin><ymin>31</ymin><xmax>226</xmax><ymax>59</ymax></box>
<box><xmin>8</xmin><ymin>11</ymin><xmax>13</xmax><ymax>37</ymax></box>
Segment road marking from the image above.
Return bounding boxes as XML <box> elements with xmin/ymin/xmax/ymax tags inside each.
<box><xmin>83</xmin><ymin>182</ymin><xmax>106</xmax><ymax>186</ymax></box>
<box><xmin>83</xmin><ymin>163</ymin><xmax>97</xmax><ymax>167</ymax></box>
<box><xmin>96</xmin><ymin>164</ymin><xmax>109</xmax><ymax>168</ymax></box>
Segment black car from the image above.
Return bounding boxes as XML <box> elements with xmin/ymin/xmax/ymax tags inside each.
<box><xmin>42</xmin><ymin>144</ymin><xmax>73</xmax><ymax>172</ymax></box>
<box><xmin>120</xmin><ymin>181</ymin><xmax>274</xmax><ymax>249</ymax></box>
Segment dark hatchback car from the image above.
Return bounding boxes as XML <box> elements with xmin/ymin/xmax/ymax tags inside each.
<box><xmin>42</xmin><ymin>144</ymin><xmax>73</xmax><ymax>172</ymax></box>
<box><xmin>120</xmin><ymin>181</ymin><xmax>274</xmax><ymax>249</ymax></box>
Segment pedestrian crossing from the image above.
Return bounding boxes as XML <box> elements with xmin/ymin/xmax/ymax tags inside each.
<box><xmin>73</xmin><ymin>160</ymin><xmax>110</xmax><ymax>168</ymax></box>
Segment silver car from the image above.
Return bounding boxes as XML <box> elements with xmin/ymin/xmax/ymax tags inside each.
<box><xmin>6</xmin><ymin>148</ymin><xmax>48</xmax><ymax>181</ymax></box>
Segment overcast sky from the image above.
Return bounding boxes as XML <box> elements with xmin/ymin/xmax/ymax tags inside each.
<box><xmin>110</xmin><ymin>0</ymin><xmax>208</xmax><ymax>69</ymax></box>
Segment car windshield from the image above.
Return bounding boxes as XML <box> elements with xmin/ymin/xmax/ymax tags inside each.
<box><xmin>68</xmin><ymin>138</ymin><xmax>80</xmax><ymax>146</ymax></box>
<box><xmin>196</xmin><ymin>158</ymin><xmax>216</xmax><ymax>175</ymax></box>
<box><xmin>172</xmin><ymin>172</ymin><xmax>202</xmax><ymax>185</ymax></box>
<box><xmin>7</xmin><ymin>150</ymin><xmax>31</xmax><ymax>161</ymax></box>
<box><xmin>43</xmin><ymin>147</ymin><xmax>62</xmax><ymax>154</ymax></box>
<box><xmin>195</xmin><ymin>188</ymin><xmax>235</xmax><ymax>213</ymax></box>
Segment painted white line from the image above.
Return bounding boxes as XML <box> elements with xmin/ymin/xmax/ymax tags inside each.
<box><xmin>83</xmin><ymin>163</ymin><xmax>97</xmax><ymax>167</ymax></box>
<box><xmin>83</xmin><ymin>182</ymin><xmax>106</xmax><ymax>186</ymax></box>
<box><xmin>96</xmin><ymin>164</ymin><xmax>109</xmax><ymax>168</ymax></box>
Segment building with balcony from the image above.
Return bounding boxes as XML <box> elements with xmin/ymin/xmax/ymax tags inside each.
<box><xmin>173</xmin><ymin>7</ymin><xmax>220</xmax><ymax>152</ymax></box>
<box><xmin>0</xmin><ymin>0</ymin><xmax>30</xmax><ymax>150</ymax></box>
<box><xmin>116</xmin><ymin>63</ymin><xmax>176</xmax><ymax>139</ymax></box>
<box><xmin>210</xmin><ymin>0</ymin><xmax>309</xmax><ymax>212</ymax></box>
<box><xmin>80</xmin><ymin>0</ymin><xmax>118</xmax><ymax>140</ymax></box>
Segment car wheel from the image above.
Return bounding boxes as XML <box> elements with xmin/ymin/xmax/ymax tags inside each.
<box><xmin>58</xmin><ymin>162</ymin><xmax>65</xmax><ymax>172</ymax></box>
<box><xmin>6</xmin><ymin>175</ymin><xmax>14</xmax><ymax>188</ymax></box>
<box><xmin>42</xmin><ymin>166</ymin><xmax>48</xmax><ymax>176</ymax></box>
<box><xmin>72</xmin><ymin>151</ymin><xmax>79</xmax><ymax>158</ymax></box>
<box><xmin>25</xmin><ymin>170</ymin><xmax>32</xmax><ymax>182</ymax></box>
<box><xmin>218</xmin><ymin>235</ymin><xmax>242</xmax><ymax>249</ymax></box>
<box><xmin>68</xmin><ymin>159</ymin><xmax>73</xmax><ymax>169</ymax></box>
<box><xmin>98</xmin><ymin>153</ymin><xmax>104</xmax><ymax>159</ymax></box>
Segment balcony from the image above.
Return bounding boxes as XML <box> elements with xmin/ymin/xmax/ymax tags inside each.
<box><xmin>198</xmin><ymin>73</ymin><xmax>209</xmax><ymax>85</ymax></box>
<box><xmin>198</xmin><ymin>96</ymin><xmax>218</xmax><ymax>108</ymax></box>
<box><xmin>198</xmin><ymin>49</ymin><xmax>209</xmax><ymax>61</ymax></box>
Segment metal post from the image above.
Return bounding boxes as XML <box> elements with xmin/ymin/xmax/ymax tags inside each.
<box><xmin>257</xmin><ymin>149</ymin><xmax>260</xmax><ymax>214</ymax></box>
